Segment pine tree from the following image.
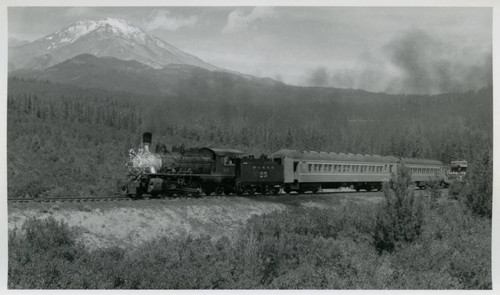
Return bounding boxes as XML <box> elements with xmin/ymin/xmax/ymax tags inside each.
<box><xmin>373</xmin><ymin>164</ymin><xmax>424</xmax><ymax>253</ymax></box>
<box><xmin>462</xmin><ymin>146</ymin><xmax>492</xmax><ymax>218</ymax></box>
<box><xmin>284</xmin><ymin>129</ymin><xmax>294</xmax><ymax>148</ymax></box>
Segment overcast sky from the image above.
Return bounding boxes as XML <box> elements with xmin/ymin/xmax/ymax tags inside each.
<box><xmin>8</xmin><ymin>6</ymin><xmax>492</xmax><ymax>94</ymax></box>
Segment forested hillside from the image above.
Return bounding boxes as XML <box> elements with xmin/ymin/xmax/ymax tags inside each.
<box><xmin>7</xmin><ymin>77</ymin><xmax>492</xmax><ymax>199</ymax></box>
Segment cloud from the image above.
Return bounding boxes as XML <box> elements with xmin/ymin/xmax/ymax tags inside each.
<box><xmin>144</xmin><ymin>10</ymin><xmax>198</xmax><ymax>31</ymax></box>
<box><xmin>223</xmin><ymin>7</ymin><xmax>276</xmax><ymax>34</ymax></box>
<box><xmin>64</xmin><ymin>7</ymin><xmax>92</xmax><ymax>16</ymax></box>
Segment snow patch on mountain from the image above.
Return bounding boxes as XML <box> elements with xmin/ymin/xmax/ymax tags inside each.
<box><xmin>44</xmin><ymin>18</ymin><xmax>147</xmax><ymax>49</ymax></box>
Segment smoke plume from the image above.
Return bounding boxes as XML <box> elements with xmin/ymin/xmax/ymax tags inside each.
<box><xmin>385</xmin><ymin>29</ymin><xmax>492</xmax><ymax>94</ymax></box>
<box><xmin>303</xmin><ymin>29</ymin><xmax>492</xmax><ymax>95</ymax></box>
<box><xmin>307</xmin><ymin>67</ymin><xmax>330</xmax><ymax>87</ymax></box>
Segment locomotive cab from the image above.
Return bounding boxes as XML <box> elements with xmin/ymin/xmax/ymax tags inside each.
<box><xmin>198</xmin><ymin>148</ymin><xmax>244</xmax><ymax>176</ymax></box>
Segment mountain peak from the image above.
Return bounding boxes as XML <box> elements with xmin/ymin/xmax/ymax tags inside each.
<box><xmin>10</xmin><ymin>17</ymin><xmax>220</xmax><ymax>72</ymax></box>
<box><xmin>45</xmin><ymin>18</ymin><xmax>146</xmax><ymax>48</ymax></box>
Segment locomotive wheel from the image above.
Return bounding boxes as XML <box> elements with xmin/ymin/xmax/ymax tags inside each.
<box><xmin>223</xmin><ymin>187</ymin><xmax>232</xmax><ymax>196</ymax></box>
<box><xmin>260</xmin><ymin>186</ymin><xmax>267</xmax><ymax>195</ymax></box>
<box><xmin>312</xmin><ymin>186</ymin><xmax>319</xmax><ymax>194</ymax></box>
<box><xmin>271</xmin><ymin>187</ymin><xmax>280</xmax><ymax>195</ymax></box>
<box><xmin>215</xmin><ymin>186</ymin><xmax>223</xmax><ymax>195</ymax></box>
<box><xmin>365</xmin><ymin>185</ymin><xmax>372</xmax><ymax>192</ymax></box>
<box><xmin>202</xmin><ymin>184</ymin><xmax>214</xmax><ymax>196</ymax></box>
<box><xmin>188</xmin><ymin>182</ymin><xmax>203</xmax><ymax>198</ymax></box>
<box><xmin>130</xmin><ymin>188</ymin><xmax>143</xmax><ymax>200</ymax></box>
<box><xmin>284</xmin><ymin>185</ymin><xmax>291</xmax><ymax>194</ymax></box>
<box><xmin>121</xmin><ymin>185</ymin><xmax>129</xmax><ymax>196</ymax></box>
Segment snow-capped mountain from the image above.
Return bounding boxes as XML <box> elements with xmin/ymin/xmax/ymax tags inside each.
<box><xmin>8</xmin><ymin>18</ymin><xmax>219</xmax><ymax>71</ymax></box>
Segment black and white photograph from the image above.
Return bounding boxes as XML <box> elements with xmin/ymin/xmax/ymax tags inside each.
<box><xmin>2</xmin><ymin>1</ymin><xmax>497</xmax><ymax>291</ymax></box>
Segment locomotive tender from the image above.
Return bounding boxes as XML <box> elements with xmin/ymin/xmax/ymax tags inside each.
<box><xmin>123</xmin><ymin>132</ymin><xmax>455</xmax><ymax>198</ymax></box>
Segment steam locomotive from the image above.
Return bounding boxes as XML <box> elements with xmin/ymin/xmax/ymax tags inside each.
<box><xmin>124</xmin><ymin>132</ymin><xmax>259</xmax><ymax>198</ymax></box>
<box><xmin>122</xmin><ymin>132</ymin><xmax>466</xmax><ymax>199</ymax></box>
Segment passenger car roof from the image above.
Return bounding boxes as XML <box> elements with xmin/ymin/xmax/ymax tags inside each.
<box><xmin>401</xmin><ymin>158</ymin><xmax>443</xmax><ymax>165</ymax></box>
<box><xmin>273</xmin><ymin>149</ymin><xmax>442</xmax><ymax>165</ymax></box>
<box><xmin>273</xmin><ymin>149</ymin><xmax>399</xmax><ymax>163</ymax></box>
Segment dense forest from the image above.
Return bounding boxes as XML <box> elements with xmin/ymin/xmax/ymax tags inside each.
<box><xmin>7</xmin><ymin>77</ymin><xmax>492</xmax><ymax>199</ymax></box>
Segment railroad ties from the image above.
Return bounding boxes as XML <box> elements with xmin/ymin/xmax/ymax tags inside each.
<box><xmin>7</xmin><ymin>195</ymin><xmax>132</xmax><ymax>203</ymax></box>
<box><xmin>6</xmin><ymin>189</ymin><xmax>390</xmax><ymax>203</ymax></box>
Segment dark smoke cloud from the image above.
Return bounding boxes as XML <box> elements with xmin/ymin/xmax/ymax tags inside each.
<box><xmin>330</xmin><ymin>69</ymin><xmax>355</xmax><ymax>89</ymax></box>
<box><xmin>385</xmin><ymin>29</ymin><xmax>492</xmax><ymax>94</ymax></box>
<box><xmin>306</xmin><ymin>51</ymin><xmax>392</xmax><ymax>93</ymax></box>
<box><xmin>273</xmin><ymin>74</ymin><xmax>283</xmax><ymax>82</ymax></box>
<box><xmin>303</xmin><ymin>29</ymin><xmax>492</xmax><ymax>95</ymax></box>
<box><xmin>307</xmin><ymin>67</ymin><xmax>330</xmax><ymax>87</ymax></box>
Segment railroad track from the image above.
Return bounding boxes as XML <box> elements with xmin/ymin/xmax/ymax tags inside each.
<box><xmin>8</xmin><ymin>195</ymin><xmax>132</xmax><ymax>203</ymax></box>
<box><xmin>8</xmin><ymin>189</ymin><xmax>384</xmax><ymax>203</ymax></box>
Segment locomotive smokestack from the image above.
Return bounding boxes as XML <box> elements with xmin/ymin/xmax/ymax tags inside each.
<box><xmin>143</xmin><ymin>132</ymin><xmax>152</xmax><ymax>153</ymax></box>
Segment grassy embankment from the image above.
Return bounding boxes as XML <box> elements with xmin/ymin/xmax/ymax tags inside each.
<box><xmin>9</xmin><ymin>188</ymin><xmax>491</xmax><ymax>289</ymax></box>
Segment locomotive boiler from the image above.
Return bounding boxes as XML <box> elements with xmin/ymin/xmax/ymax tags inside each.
<box><xmin>127</xmin><ymin>132</ymin><xmax>212</xmax><ymax>175</ymax></box>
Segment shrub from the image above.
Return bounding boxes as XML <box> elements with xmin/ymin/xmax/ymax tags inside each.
<box><xmin>43</xmin><ymin>186</ymin><xmax>67</xmax><ymax>198</ymax></box>
<box><xmin>22</xmin><ymin>217</ymin><xmax>76</xmax><ymax>251</ymax></box>
<box><xmin>124</xmin><ymin>235</ymin><xmax>235</xmax><ymax>289</ymax></box>
<box><xmin>448</xmin><ymin>180</ymin><xmax>464</xmax><ymax>199</ymax></box>
<box><xmin>8</xmin><ymin>201</ymin><xmax>490</xmax><ymax>289</ymax></box>
<box><xmin>8</xmin><ymin>217</ymin><xmax>86</xmax><ymax>288</ymax></box>
<box><xmin>12</xmin><ymin>179</ymin><xmax>50</xmax><ymax>199</ymax></box>
<box><xmin>426</xmin><ymin>177</ymin><xmax>442</xmax><ymax>209</ymax></box>
<box><xmin>461</xmin><ymin>147</ymin><xmax>492</xmax><ymax>218</ymax></box>
<box><xmin>79</xmin><ymin>247</ymin><xmax>127</xmax><ymax>288</ymax></box>
<box><xmin>373</xmin><ymin>164</ymin><xmax>424</xmax><ymax>253</ymax></box>
<box><xmin>387</xmin><ymin>200</ymin><xmax>492</xmax><ymax>289</ymax></box>
<box><xmin>229</xmin><ymin>206</ymin><xmax>377</xmax><ymax>288</ymax></box>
